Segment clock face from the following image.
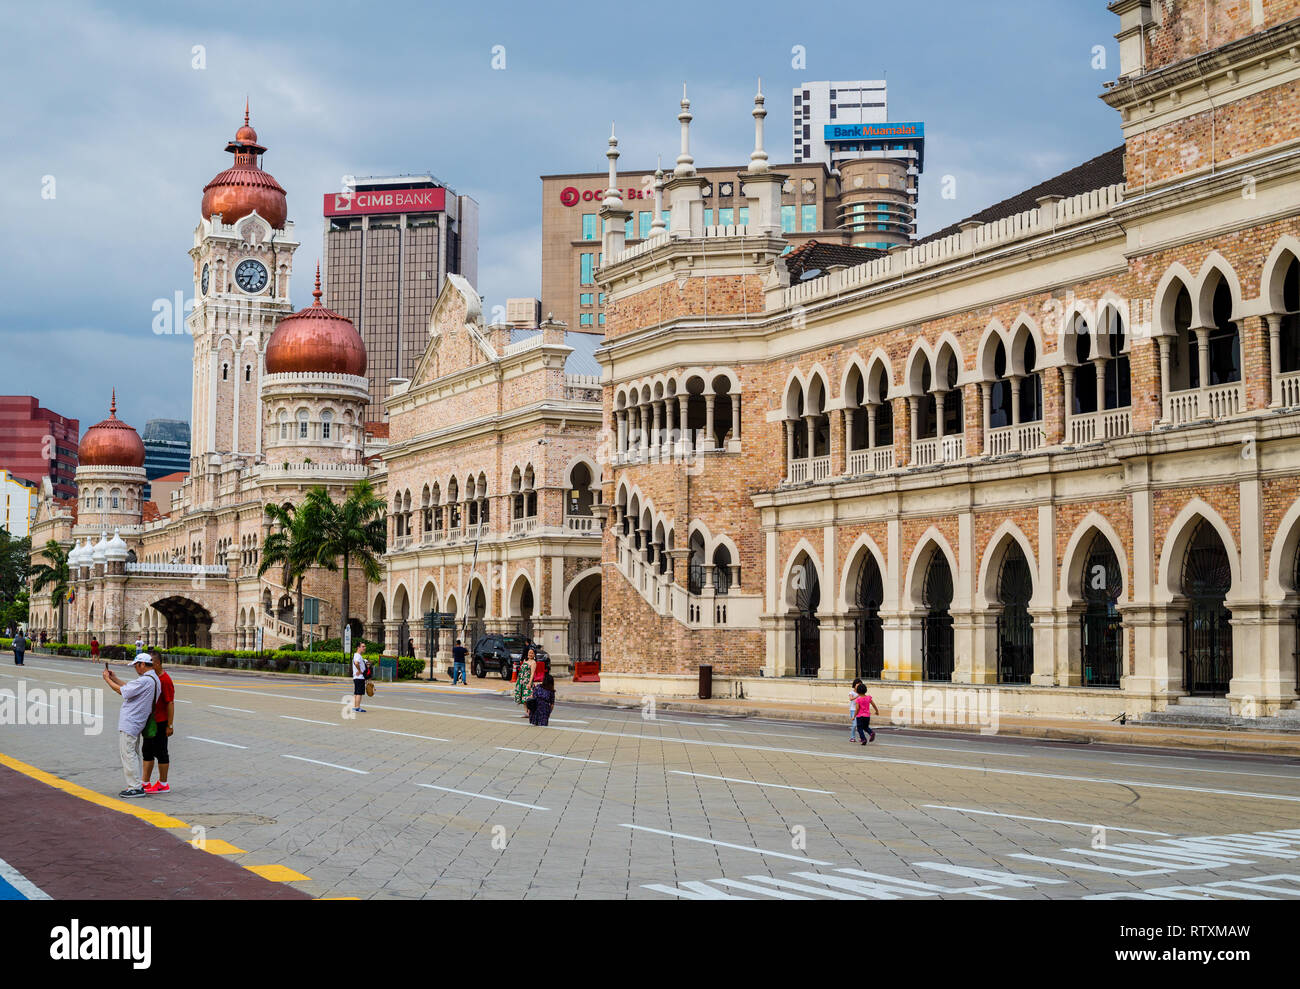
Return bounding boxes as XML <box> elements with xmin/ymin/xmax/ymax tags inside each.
<box><xmin>235</xmin><ymin>258</ymin><xmax>269</xmax><ymax>294</ymax></box>
<box><xmin>200</xmin><ymin>263</ymin><xmax>209</xmax><ymax>296</ymax></box>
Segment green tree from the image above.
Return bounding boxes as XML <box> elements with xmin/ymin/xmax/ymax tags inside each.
<box><xmin>30</xmin><ymin>539</ymin><xmax>70</xmax><ymax>642</ymax></box>
<box><xmin>258</xmin><ymin>501</ymin><xmax>318</xmax><ymax>650</ymax></box>
<box><xmin>307</xmin><ymin>480</ymin><xmax>387</xmax><ymax>645</ymax></box>
<box><xmin>0</xmin><ymin>528</ymin><xmax>31</xmax><ymax>606</ymax></box>
<box><xmin>1</xmin><ymin>588</ymin><xmax>29</xmax><ymax>632</ymax></box>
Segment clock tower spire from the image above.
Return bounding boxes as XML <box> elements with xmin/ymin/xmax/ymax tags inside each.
<box><xmin>187</xmin><ymin>107</ymin><xmax>299</xmax><ymax>500</ymax></box>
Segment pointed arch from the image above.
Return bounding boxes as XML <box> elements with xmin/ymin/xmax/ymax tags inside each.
<box><xmin>838</xmin><ymin>531</ymin><xmax>891</xmax><ymax>612</ymax></box>
<box><xmin>977</xmin><ymin>318</ymin><xmax>1010</xmax><ymax>381</ymax></box>
<box><xmin>1265</xmin><ymin>496</ymin><xmax>1300</xmax><ymax>600</ymax></box>
<box><xmin>839</xmin><ymin>353</ymin><xmax>870</xmax><ymax>406</ymax></box>
<box><xmin>1060</xmin><ymin>511</ymin><xmax>1130</xmax><ymax>604</ymax></box>
<box><xmin>1154</xmin><ymin>262</ymin><xmax>1198</xmax><ymax>336</ymax></box>
<box><xmin>976</xmin><ymin>520</ymin><xmax>1039</xmax><ymax>608</ymax></box>
<box><xmin>1195</xmin><ymin>251</ymin><xmax>1244</xmax><ymax>323</ymax></box>
<box><xmin>1261</xmin><ymin>235</ymin><xmax>1300</xmax><ymax>313</ymax></box>
<box><xmin>779</xmin><ymin>539</ymin><xmax>824</xmax><ymax>612</ymax></box>
<box><xmin>1156</xmin><ymin>499</ymin><xmax>1242</xmax><ymax>603</ymax></box>
<box><xmin>904</xmin><ymin>527</ymin><xmax>960</xmax><ymax>609</ymax></box>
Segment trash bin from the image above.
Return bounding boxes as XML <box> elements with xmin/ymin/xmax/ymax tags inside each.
<box><xmin>698</xmin><ymin>663</ymin><xmax>712</xmax><ymax>700</ymax></box>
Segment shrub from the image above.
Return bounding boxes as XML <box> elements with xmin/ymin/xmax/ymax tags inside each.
<box><xmin>312</xmin><ymin>637</ymin><xmax>382</xmax><ymax>655</ymax></box>
<box><xmin>397</xmin><ymin>657</ymin><xmax>425</xmax><ymax>680</ymax></box>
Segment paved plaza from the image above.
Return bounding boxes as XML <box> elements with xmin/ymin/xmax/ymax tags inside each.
<box><xmin>3</xmin><ymin>654</ymin><xmax>1300</xmax><ymax>900</ymax></box>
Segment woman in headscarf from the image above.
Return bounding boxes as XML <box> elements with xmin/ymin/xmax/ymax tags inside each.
<box><xmin>513</xmin><ymin>646</ymin><xmax>536</xmax><ymax>717</ymax></box>
<box><xmin>529</xmin><ymin>673</ymin><xmax>555</xmax><ymax>727</ymax></box>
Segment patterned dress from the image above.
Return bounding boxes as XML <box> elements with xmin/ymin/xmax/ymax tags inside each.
<box><xmin>529</xmin><ymin>685</ymin><xmax>555</xmax><ymax>726</ymax></box>
<box><xmin>512</xmin><ymin>660</ymin><xmax>534</xmax><ymax>705</ymax></box>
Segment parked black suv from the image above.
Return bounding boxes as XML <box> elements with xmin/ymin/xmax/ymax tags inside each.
<box><xmin>470</xmin><ymin>633</ymin><xmax>550</xmax><ymax>680</ymax></box>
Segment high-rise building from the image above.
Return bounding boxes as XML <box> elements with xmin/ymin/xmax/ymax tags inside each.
<box><xmin>141</xmin><ymin>419</ymin><xmax>190</xmax><ymax>500</ymax></box>
<box><xmin>0</xmin><ymin>469</ymin><xmax>38</xmax><ymax>538</ymax></box>
<box><xmin>323</xmin><ymin>175</ymin><xmax>479</xmax><ymax>421</ymax></box>
<box><xmin>0</xmin><ymin>396</ymin><xmax>79</xmax><ymax>501</ymax></box>
<box><xmin>791</xmin><ymin>81</ymin><xmax>923</xmax><ymax>249</ymax></box>
<box><xmin>792</xmin><ymin>80</ymin><xmax>887</xmax><ymax>164</ymax></box>
<box><xmin>541</xmin><ymin>160</ymin><xmax>839</xmax><ymax>333</ymax></box>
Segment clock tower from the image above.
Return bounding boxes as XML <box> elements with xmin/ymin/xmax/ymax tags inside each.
<box><xmin>187</xmin><ymin>105</ymin><xmax>299</xmax><ymax>479</ymax></box>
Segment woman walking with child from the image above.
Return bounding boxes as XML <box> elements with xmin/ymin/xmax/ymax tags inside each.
<box><xmin>513</xmin><ymin>646</ymin><xmax>536</xmax><ymax>718</ymax></box>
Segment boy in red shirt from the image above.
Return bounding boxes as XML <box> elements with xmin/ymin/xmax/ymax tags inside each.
<box><xmin>852</xmin><ymin>682</ymin><xmax>879</xmax><ymax>744</ymax></box>
<box><xmin>143</xmin><ymin>653</ymin><xmax>176</xmax><ymax>793</ymax></box>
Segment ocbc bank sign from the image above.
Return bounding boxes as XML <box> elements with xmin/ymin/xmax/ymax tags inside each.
<box><xmin>559</xmin><ymin>186</ymin><xmax>651</xmax><ymax>207</ymax></box>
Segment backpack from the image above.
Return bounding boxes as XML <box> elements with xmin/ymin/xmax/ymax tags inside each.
<box><xmin>364</xmin><ymin>659</ymin><xmax>374</xmax><ymax>680</ymax></box>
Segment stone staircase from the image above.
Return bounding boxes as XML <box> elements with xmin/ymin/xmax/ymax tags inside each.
<box><xmin>1137</xmin><ymin>695</ymin><xmax>1300</xmax><ymax>732</ymax></box>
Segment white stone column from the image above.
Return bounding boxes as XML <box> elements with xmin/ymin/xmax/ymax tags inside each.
<box><xmin>705</xmin><ymin>394</ymin><xmax>717</xmax><ymax>451</ymax></box>
<box><xmin>1267</xmin><ymin>315</ymin><xmax>1283</xmax><ymax>407</ymax></box>
<box><xmin>1157</xmin><ymin>336</ymin><xmax>1171</xmax><ymax>423</ymax></box>
<box><xmin>730</xmin><ymin>392</ymin><xmax>741</xmax><ymax>441</ymax></box>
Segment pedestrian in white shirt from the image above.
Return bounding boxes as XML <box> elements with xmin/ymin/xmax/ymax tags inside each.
<box><xmin>351</xmin><ymin>646</ymin><xmax>368</xmax><ymax>713</ymax></box>
<box><xmin>102</xmin><ymin>654</ymin><xmax>162</xmax><ymax>798</ymax></box>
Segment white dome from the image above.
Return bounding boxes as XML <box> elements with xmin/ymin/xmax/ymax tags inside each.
<box><xmin>68</xmin><ymin>539</ymin><xmax>85</xmax><ymax>568</ymax></box>
<box><xmin>106</xmin><ymin>530</ymin><xmax>129</xmax><ymax>562</ymax></box>
<box><xmin>91</xmin><ymin>533</ymin><xmax>109</xmax><ymax>565</ymax></box>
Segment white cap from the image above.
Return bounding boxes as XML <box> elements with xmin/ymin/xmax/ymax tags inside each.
<box><xmin>131</xmin><ymin>653</ymin><xmax>154</xmax><ymax>666</ymax></box>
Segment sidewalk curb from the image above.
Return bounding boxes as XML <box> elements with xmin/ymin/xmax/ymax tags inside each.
<box><xmin>555</xmin><ymin>688</ymin><xmax>1300</xmax><ymax>757</ymax></box>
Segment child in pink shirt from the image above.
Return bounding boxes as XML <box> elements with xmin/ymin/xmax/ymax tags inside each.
<box><xmin>848</xmin><ymin>678</ymin><xmax>864</xmax><ymax>741</ymax></box>
<box><xmin>853</xmin><ymin>683</ymin><xmax>879</xmax><ymax>744</ymax></box>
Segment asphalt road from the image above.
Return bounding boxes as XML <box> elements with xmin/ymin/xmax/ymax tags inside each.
<box><xmin>4</xmin><ymin>654</ymin><xmax>1300</xmax><ymax>900</ymax></box>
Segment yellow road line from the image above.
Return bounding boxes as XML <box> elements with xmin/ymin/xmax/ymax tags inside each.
<box><xmin>246</xmin><ymin>864</ymin><xmax>311</xmax><ymax>882</ymax></box>
<box><xmin>193</xmin><ymin>838</ymin><xmax>246</xmax><ymax>855</ymax></box>
<box><xmin>0</xmin><ymin>751</ymin><xmax>189</xmax><ymax>829</ymax></box>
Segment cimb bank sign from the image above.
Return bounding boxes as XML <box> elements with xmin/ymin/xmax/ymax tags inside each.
<box><xmin>323</xmin><ymin>187</ymin><xmax>447</xmax><ymax>217</ymax></box>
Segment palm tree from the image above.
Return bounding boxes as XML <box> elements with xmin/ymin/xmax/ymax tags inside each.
<box><xmin>308</xmin><ymin>480</ymin><xmax>387</xmax><ymax>646</ymax></box>
<box><xmin>258</xmin><ymin>501</ymin><xmax>318</xmax><ymax>650</ymax></box>
<box><xmin>30</xmin><ymin>539</ymin><xmax>71</xmax><ymax>643</ymax></box>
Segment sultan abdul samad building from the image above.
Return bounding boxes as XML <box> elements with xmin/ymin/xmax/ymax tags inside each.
<box><xmin>27</xmin><ymin>0</ymin><xmax>1300</xmax><ymax>724</ymax></box>
<box><xmin>29</xmin><ymin>109</ymin><xmax>375</xmax><ymax>651</ymax></box>
<box><xmin>594</xmin><ymin>0</ymin><xmax>1300</xmax><ymax>722</ymax></box>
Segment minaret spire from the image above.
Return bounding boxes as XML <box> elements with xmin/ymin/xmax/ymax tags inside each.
<box><xmin>110</xmin><ymin>389</ymin><xmax>117</xmax><ymax>418</ymax></box>
<box><xmin>602</xmin><ymin>121</ymin><xmax>624</xmax><ymax>210</ymax></box>
<box><xmin>313</xmin><ymin>261</ymin><xmax>322</xmax><ymax>304</ymax></box>
<box><xmin>749</xmin><ymin>78</ymin><xmax>769</xmax><ymax>173</ymax></box>
<box><xmin>675</xmin><ymin>83</ymin><xmax>695</xmax><ymax>177</ymax></box>
<box><xmin>650</xmin><ymin>155</ymin><xmax>667</xmax><ymax>236</ymax></box>
<box><xmin>244</xmin><ymin>96</ymin><xmax>250</xmax><ymax>127</ymax></box>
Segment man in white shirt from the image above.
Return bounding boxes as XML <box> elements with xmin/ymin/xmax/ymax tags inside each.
<box><xmin>103</xmin><ymin>654</ymin><xmax>162</xmax><ymax>798</ymax></box>
<box><xmin>351</xmin><ymin>646</ymin><xmax>368</xmax><ymax>713</ymax></box>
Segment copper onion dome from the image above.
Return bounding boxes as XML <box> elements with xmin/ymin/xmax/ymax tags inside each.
<box><xmin>265</xmin><ymin>264</ymin><xmax>368</xmax><ymax>377</ymax></box>
<box><xmin>78</xmin><ymin>391</ymin><xmax>146</xmax><ymax>468</ymax></box>
<box><xmin>200</xmin><ymin>101</ymin><xmax>287</xmax><ymax>229</ymax></box>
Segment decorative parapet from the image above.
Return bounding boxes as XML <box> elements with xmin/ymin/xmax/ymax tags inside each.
<box><xmin>775</xmin><ymin>183</ymin><xmax>1125</xmax><ymax>312</ymax></box>
<box><xmin>125</xmin><ymin>562</ymin><xmax>226</xmax><ymax>577</ymax></box>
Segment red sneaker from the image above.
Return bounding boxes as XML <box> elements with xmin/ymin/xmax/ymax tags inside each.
<box><xmin>145</xmin><ymin>782</ymin><xmax>170</xmax><ymax>793</ymax></box>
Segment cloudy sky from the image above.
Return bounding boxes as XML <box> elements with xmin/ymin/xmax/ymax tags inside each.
<box><xmin>2</xmin><ymin>0</ymin><xmax>1121</xmax><ymax>435</ymax></box>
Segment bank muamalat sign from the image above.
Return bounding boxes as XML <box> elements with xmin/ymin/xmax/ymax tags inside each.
<box><xmin>559</xmin><ymin>186</ymin><xmax>652</xmax><ymax>207</ymax></box>
<box><xmin>323</xmin><ymin>187</ymin><xmax>446</xmax><ymax>217</ymax></box>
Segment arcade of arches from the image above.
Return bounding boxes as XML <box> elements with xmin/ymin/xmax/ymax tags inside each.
<box><xmin>763</xmin><ymin>491</ymin><xmax>1300</xmax><ymax>718</ymax></box>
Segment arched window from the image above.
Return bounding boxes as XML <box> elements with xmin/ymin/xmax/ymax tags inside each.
<box><xmin>1081</xmin><ymin>533</ymin><xmax>1123</xmax><ymax>687</ymax></box>
<box><xmin>297</xmin><ymin>410</ymin><xmax>309</xmax><ymax>439</ymax></box>
<box><xmin>854</xmin><ymin>554</ymin><xmax>884</xmax><ymax>678</ymax></box>
<box><xmin>712</xmin><ymin>544</ymin><xmax>733</xmax><ymax>595</ymax></box>
<box><xmin>278</xmin><ymin>410</ymin><xmax>289</xmax><ymax>440</ymax></box>
<box><xmin>995</xmin><ymin>543</ymin><xmax>1034</xmax><ymax>684</ymax></box>
<box><xmin>1181</xmin><ymin>521</ymin><xmax>1233</xmax><ymax>696</ymax></box>
<box><xmin>921</xmin><ymin>551</ymin><xmax>954</xmax><ymax>682</ymax></box>
<box><xmin>110</xmin><ymin>488</ymin><xmax>121</xmax><ymax>510</ymax></box>
<box><xmin>321</xmin><ymin>410</ymin><xmax>333</xmax><ymax>440</ymax></box>
<box><xmin>567</xmin><ymin>463</ymin><xmax>594</xmax><ymax>517</ymax></box>
<box><xmin>794</xmin><ymin>562</ymin><xmax>821</xmax><ymax>678</ymax></box>
<box><xmin>688</xmin><ymin>533</ymin><xmax>706</xmax><ymax>595</ymax></box>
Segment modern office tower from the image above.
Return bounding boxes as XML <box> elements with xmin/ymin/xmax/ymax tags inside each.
<box><xmin>323</xmin><ymin>175</ymin><xmax>479</xmax><ymax>421</ymax></box>
<box><xmin>792</xmin><ymin>80</ymin><xmax>887</xmax><ymax>164</ymax></box>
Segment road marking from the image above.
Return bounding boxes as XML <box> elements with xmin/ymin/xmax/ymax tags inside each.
<box><xmin>923</xmin><ymin>805</ymin><xmax>1172</xmax><ymax>836</ymax></box>
<box><xmin>67</xmin><ymin>666</ymin><xmax>1300</xmax><ymax>806</ymax></box>
<box><xmin>619</xmin><ymin>823</ymin><xmax>834</xmax><ymax>865</ymax></box>
<box><xmin>210</xmin><ymin>704</ymin><xmax>255</xmax><ymax>714</ymax></box>
<box><xmin>175</xmin><ymin>699</ymin><xmax>192</xmax><ymax>704</ymax></box>
<box><xmin>498</xmin><ymin>747</ymin><xmax>607</xmax><ymax>764</ymax></box>
<box><xmin>589</xmin><ymin>716</ymin><xmax>818</xmax><ymax>740</ymax></box>
<box><xmin>0</xmin><ymin>751</ymin><xmax>187</xmax><ymax>830</ymax></box>
<box><xmin>280</xmin><ymin>716</ymin><xmax>336</xmax><ymax>726</ymax></box>
<box><xmin>187</xmin><ymin>736</ymin><xmax>248</xmax><ymax>749</ymax></box>
<box><xmin>369</xmin><ymin>728</ymin><xmax>452</xmax><ymax>742</ymax></box>
<box><xmin>282</xmin><ymin>754</ymin><xmax>369</xmax><ymax>775</ymax></box>
<box><xmin>0</xmin><ymin>856</ymin><xmax>50</xmax><ymax>900</ymax></box>
<box><xmin>246</xmin><ymin>864</ymin><xmax>311</xmax><ymax>882</ymax></box>
<box><xmin>734</xmin><ymin>875</ymin><xmax>862</xmax><ymax>899</ymax></box>
<box><xmin>194</xmin><ymin>839</ymin><xmax>247</xmax><ymax>855</ymax></box>
<box><xmin>915</xmin><ymin>862</ymin><xmax>1068</xmax><ymax>887</ymax></box>
<box><xmin>642</xmin><ymin>881</ymin><xmax>750</xmax><ymax>899</ymax></box>
<box><xmin>415</xmin><ymin>783</ymin><xmax>548</xmax><ymax>810</ymax></box>
<box><xmin>1008</xmin><ymin>853</ymin><xmax>1170</xmax><ymax>876</ymax></box>
<box><xmin>1109</xmin><ymin>761</ymin><xmax>1300</xmax><ymax>781</ymax></box>
<box><xmin>711</xmin><ymin>877</ymin><xmax>813</xmax><ymax>899</ymax></box>
<box><xmin>669</xmin><ymin>770</ymin><xmax>834</xmax><ymax>795</ymax></box>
